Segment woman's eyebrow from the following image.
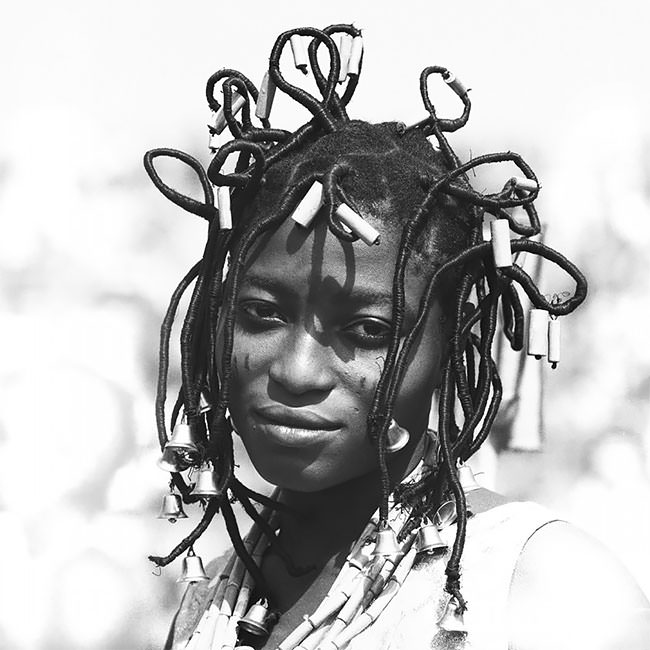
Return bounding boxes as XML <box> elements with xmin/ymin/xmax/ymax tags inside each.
<box><xmin>240</xmin><ymin>273</ymin><xmax>299</xmax><ymax>299</ymax></box>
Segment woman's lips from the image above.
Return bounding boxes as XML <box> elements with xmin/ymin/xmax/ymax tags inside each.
<box><xmin>252</xmin><ymin>405</ymin><xmax>342</xmax><ymax>448</ymax></box>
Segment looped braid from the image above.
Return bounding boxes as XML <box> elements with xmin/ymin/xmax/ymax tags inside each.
<box><xmin>145</xmin><ymin>23</ymin><xmax>588</xmax><ymax>618</ymax></box>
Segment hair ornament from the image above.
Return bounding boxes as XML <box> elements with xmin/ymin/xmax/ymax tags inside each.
<box><xmin>490</xmin><ymin>218</ymin><xmax>513</xmax><ymax>268</ymax></box>
<box><xmin>290</xmin><ymin>180</ymin><xmax>324</xmax><ymax>228</ymax></box>
<box><xmin>443</xmin><ymin>71</ymin><xmax>469</xmax><ymax>98</ymax></box>
<box><xmin>527</xmin><ymin>308</ymin><xmax>549</xmax><ymax>359</ymax></box>
<box><xmin>548</xmin><ymin>314</ymin><xmax>561</xmax><ymax>369</ymax></box>
<box><xmin>337</xmin><ymin>32</ymin><xmax>353</xmax><ymax>82</ymax></box>
<box><xmin>347</xmin><ymin>35</ymin><xmax>364</xmax><ymax>76</ymax></box>
<box><xmin>290</xmin><ymin>34</ymin><xmax>309</xmax><ymax>73</ymax></box>
<box><xmin>335</xmin><ymin>202</ymin><xmax>381</xmax><ymax>246</ymax></box>
<box><xmin>217</xmin><ymin>186</ymin><xmax>232</xmax><ymax>230</ymax></box>
<box><xmin>255</xmin><ymin>71</ymin><xmax>277</xmax><ymax>120</ymax></box>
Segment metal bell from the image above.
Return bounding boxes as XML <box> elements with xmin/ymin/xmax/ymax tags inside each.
<box><xmin>433</xmin><ymin>500</ymin><xmax>458</xmax><ymax>529</ymax></box>
<box><xmin>458</xmin><ymin>464</ymin><xmax>481</xmax><ymax>493</ymax></box>
<box><xmin>165</xmin><ymin>421</ymin><xmax>199</xmax><ymax>455</ymax></box>
<box><xmin>371</xmin><ymin>525</ymin><xmax>401</xmax><ymax>558</ymax></box>
<box><xmin>437</xmin><ymin>596</ymin><xmax>467</xmax><ymax>633</ymax></box>
<box><xmin>192</xmin><ymin>466</ymin><xmax>220</xmax><ymax>497</ymax></box>
<box><xmin>177</xmin><ymin>549</ymin><xmax>209</xmax><ymax>583</ymax></box>
<box><xmin>238</xmin><ymin>598</ymin><xmax>270</xmax><ymax>636</ymax></box>
<box><xmin>156</xmin><ymin>446</ymin><xmax>193</xmax><ymax>473</ymax></box>
<box><xmin>157</xmin><ymin>493</ymin><xmax>188</xmax><ymax>523</ymax></box>
<box><xmin>386</xmin><ymin>419</ymin><xmax>410</xmax><ymax>453</ymax></box>
<box><xmin>417</xmin><ymin>520</ymin><xmax>447</xmax><ymax>554</ymax></box>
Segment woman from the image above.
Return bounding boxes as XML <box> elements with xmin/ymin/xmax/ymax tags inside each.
<box><xmin>145</xmin><ymin>24</ymin><xmax>650</xmax><ymax>650</ymax></box>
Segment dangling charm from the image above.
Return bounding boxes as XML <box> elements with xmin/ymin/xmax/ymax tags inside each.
<box><xmin>490</xmin><ymin>219</ymin><xmax>512</xmax><ymax>268</ymax></box>
<box><xmin>177</xmin><ymin>548</ymin><xmax>209</xmax><ymax>583</ymax></box>
<box><xmin>157</xmin><ymin>489</ymin><xmax>188</xmax><ymax>523</ymax></box>
<box><xmin>192</xmin><ymin>464</ymin><xmax>220</xmax><ymax>497</ymax></box>
<box><xmin>199</xmin><ymin>392</ymin><xmax>212</xmax><ymax>413</ymax></box>
<box><xmin>338</xmin><ymin>33</ymin><xmax>353</xmax><ymax>82</ymax></box>
<box><xmin>291</xmin><ymin>181</ymin><xmax>323</xmax><ymax>228</ymax></box>
<box><xmin>255</xmin><ymin>70</ymin><xmax>276</xmax><ymax>120</ymax></box>
<box><xmin>527</xmin><ymin>308</ymin><xmax>549</xmax><ymax>359</ymax></box>
<box><xmin>165</xmin><ymin>418</ymin><xmax>199</xmax><ymax>454</ymax></box>
<box><xmin>548</xmin><ymin>315</ymin><xmax>560</xmax><ymax>369</ymax></box>
<box><xmin>417</xmin><ymin>519</ymin><xmax>447</xmax><ymax>554</ymax></box>
<box><xmin>457</xmin><ymin>463</ymin><xmax>481</xmax><ymax>493</ymax></box>
<box><xmin>239</xmin><ymin>598</ymin><xmax>271</xmax><ymax>637</ymax></box>
<box><xmin>437</xmin><ymin>596</ymin><xmax>467</xmax><ymax>633</ymax></box>
<box><xmin>371</xmin><ymin>523</ymin><xmax>401</xmax><ymax>558</ymax></box>
<box><xmin>156</xmin><ymin>445</ymin><xmax>193</xmax><ymax>473</ymax></box>
<box><xmin>433</xmin><ymin>500</ymin><xmax>458</xmax><ymax>529</ymax></box>
<box><xmin>217</xmin><ymin>185</ymin><xmax>232</xmax><ymax>230</ymax></box>
<box><xmin>290</xmin><ymin>34</ymin><xmax>308</xmax><ymax>73</ymax></box>
<box><xmin>347</xmin><ymin>35</ymin><xmax>364</xmax><ymax>76</ymax></box>
<box><xmin>386</xmin><ymin>419</ymin><xmax>410</xmax><ymax>453</ymax></box>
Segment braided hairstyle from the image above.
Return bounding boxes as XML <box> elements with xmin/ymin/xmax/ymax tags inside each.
<box><xmin>145</xmin><ymin>23</ymin><xmax>587</xmax><ymax>615</ymax></box>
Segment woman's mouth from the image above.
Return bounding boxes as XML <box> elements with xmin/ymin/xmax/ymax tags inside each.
<box><xmin>252</xmin><ymin>405</ymin><xmax>342</xmax><ymax>448</ymax></box>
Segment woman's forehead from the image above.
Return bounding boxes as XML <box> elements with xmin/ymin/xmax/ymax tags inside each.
<box><xmin>243</xmin><ymin>217</ymin><xmax>421</xmax><ymax>302</ymax></box>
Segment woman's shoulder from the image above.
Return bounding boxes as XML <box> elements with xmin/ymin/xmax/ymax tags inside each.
<box><xmin>509</xmin><ymin>517</ymin><xmax>650</xmax><ymax>650</ymax></box>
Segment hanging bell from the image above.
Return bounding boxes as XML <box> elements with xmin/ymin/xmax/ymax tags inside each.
<box><xmin>192</xmin><ymin>465</ymin><xmax>220</xmax><ymax>497</ymax></box>
<box><xmin>165</xmin><ymin>421</ymin><xmax>199</xmax><ymax>455</ymax></box>
<box><xmin>156</xmin><ymin>446</ymin><xmax>192</xmax><ymax>473</ymax></box>
<box><xmin>458</xmin><ymin>464</ymin><xmax>481</xmax><ymax>493</ymax></box>
<box><xmin>371</xmin><ymin>525</ymin><xmax>401</xmax><ymax>558</ymax></box>
<box><xmin>433</xmin><ymin>500</ymin><xmax>458</xmax><ymax>529</ymax></box>
<box><xmin>417</xmin><ymin>520</ymin><xmax>447</xmax><ymax>554</ymax></box>
<box><xmin>177</xmin><ymin>549</ymin><xmax>209</xmax><ymax>583</ymax></box>
<box><xmin>437</xmin><ymin>596</ymin><xmax>467</xmax><ymax>633</ymax></box>
<box><xmin>386</xmin><ymin>419</ymin><xmax>410</xmax><ymax>453</ymax></box>
<box><xmin>238</xmin><ymin>598</ymin><xmax>271</xmax><ymax>636</ymax></box>
<box><xmin>157</xmin><ymin>492</ymin><xmax>188</xmax><ymax>523</ymax></box>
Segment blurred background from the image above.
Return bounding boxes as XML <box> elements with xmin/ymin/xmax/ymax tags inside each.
<box><xmin>1</xmin><ymin>1</ymin><xmax>650</xmax><ymax>647</ymax></box>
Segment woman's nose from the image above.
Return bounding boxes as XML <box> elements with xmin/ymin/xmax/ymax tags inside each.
<box><xmin>269</xmin><ymin>328</ymin><xmax>335</xmax><ymax>397</ymax></box>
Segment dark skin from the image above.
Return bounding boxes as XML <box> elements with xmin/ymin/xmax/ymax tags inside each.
<box><xmin>223</xmin><ymin>215</ymin><xmax>650</xmax><ymax>649</ymax></box>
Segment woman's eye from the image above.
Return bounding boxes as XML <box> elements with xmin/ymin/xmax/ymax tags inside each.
<box><xmin>238</xmin><ymin>301</ymin><xmax>286</xmax><ymax>327</ymax></box>
<box><xmin>344</xmin><ymin>318</ymin><xmax>392</xmax><ymax>347</ymax></box>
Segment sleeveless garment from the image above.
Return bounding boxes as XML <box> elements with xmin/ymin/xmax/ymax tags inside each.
<box><xmin>164</xmin><ymin>501</ymin><xmax>564</xmax><ymax>650</ymax></box>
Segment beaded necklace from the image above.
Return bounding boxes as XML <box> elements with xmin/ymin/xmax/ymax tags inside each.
<box><xmin>182</xmin><ymin>445</ymin><xmax>466</xmax><ymax>650</ymax></box>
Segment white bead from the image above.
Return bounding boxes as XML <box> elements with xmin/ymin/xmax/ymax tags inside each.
<box><xmin>291</xmin><ymin>181</ymin><xmax>323</xmax><ymax>228</ymax></box>
<box><xmin>490</xmin><ymin>219</ymin><xmax>512</xmax><ymax>268</ymax></box>
<box><xmin>444</xmin><ymin>72</ymin><xmax>468</xmax><ymax>97</ymax></box>
<box><xmin>527</xmin><ymin>309</ymin><xmax>549</xmax><ymax>358</ymax></box>
<box><xmin>255</xmin><ymin>71</ymin><xmax>276</xmax><ymax>120</ymax></box>
<box><xmin>512</xmin><ymin>176</ymin><xmax>538</xmax><ymax>192</ymax></box>
<box><xmin>290</xmin><ymin>34</ymin><xmax>308</xmax><ymax>72</ymax></box>
<box><xmin>211</xmin><ymin>93</ymin><xmax>246</xmax><ymax>135</ymax></box>
<box><xmin>335</xmin><ymin>203</ymin><xmax>380</xmax><ymax>246</ymax></box>
<box><xmin>548</xmin><ymin>317</ymin><xmax>561</xmax><ymax>365</ymax></box>
<box><xmin>217</xmin><ymin>186</ymin><xmax>232</xmax><ymax>230</ymax></box>
<box><xmin>347</xmin><ymin>36</ymin><xmax>364</xmax><ymax>76</ymax></box>
<box><xmin>338</xmin><ymin>33</ymin><xmax>353</xmax><ymax>82</ymax></box>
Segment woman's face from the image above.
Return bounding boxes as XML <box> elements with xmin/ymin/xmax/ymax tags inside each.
<box><xmin>226</xmin><ymin>215</ymin><xmax>444</xmax><ymax>492</ymax></box>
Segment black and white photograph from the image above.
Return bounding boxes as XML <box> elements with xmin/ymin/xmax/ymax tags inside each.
<box><xmin>1</xmin><ymin>2</ymin><xmax>650</xmax><ymax>649</ymax></box>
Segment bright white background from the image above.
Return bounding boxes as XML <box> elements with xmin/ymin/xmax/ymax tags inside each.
<box><xmin>2</xmin><ymin>1</ymin><xmax>650</xmax><ymax>648</ymax></box>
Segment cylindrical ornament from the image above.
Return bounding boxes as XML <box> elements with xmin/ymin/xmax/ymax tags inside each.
<box><xmin>527</xmin><ymin>309</ymin><xmax>549</xmax><ymax>358</ymax></box>
<box><xmin>444</xmin><ymin>72</ymin><xmax>468</xmax><ymax>97</ymax></box>
<box><xmin>548</xmin><ymin>317</ymin><xmax>561</xmax><ymax>367</ymax></box>
<box><xmin>217</xmin><ymin>186</ymin><xmax>232</xmax><ymax>230</ymax></box>
<box><xmin>290</xmin><ymin>34</ymin><xmax>308</xmax><ymax>73</ymax></box>
<box><xmin>335</xmin><ymin>203</ymin><xmax>380</xmax><ymax>246</ymax></box>
<box><xmin>255</xmin><ymin>71</ymin><xmax>276</xmax><ymax>120</ymax></box>
<box><xmin>512</xmin><ymin>176</ymin><xmax>538</xmax><ymax>193</ymax></box>
<box><xmin>291</xmin><ymin>181</ymin><xmax>323</xmax><ymax>228</ymax></box>
<box><xmin>490</xmin><ymin>219</ymin><xmax>512</xmax><ymax>268</ymax></box>
<box><xmin>208</xmin><ymin>131</ymin><xmax>220</xmax><ymax>152</ymax></box>
<box><xmin>338</xmin><ymin>33</ymin><xmax>353</xmax><ymax>82</ymax></box>
<box><xmin>211</xmin><ymin>93</ymin><xmax>246</xmax><ymax>135</ymax></box>
<box><xmin>347</xmin><ymin>36</ymin><xmax>364</xmax><ymax>76</ymax></box>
